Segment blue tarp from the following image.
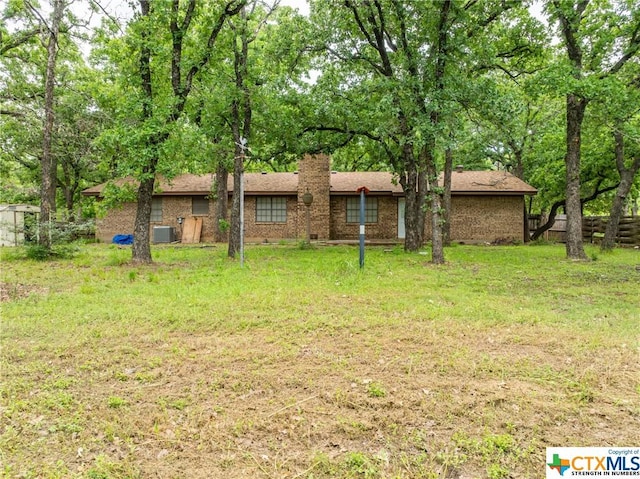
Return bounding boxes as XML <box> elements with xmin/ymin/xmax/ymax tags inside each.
<box><xmin>112</xmin><ymin>234</ymin><xmax>134</xmax><ymax>245</ymax></box>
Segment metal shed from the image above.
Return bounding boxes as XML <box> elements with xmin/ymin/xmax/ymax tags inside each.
<box><xmin>0</xmin><ymin>204</ymin><xmax>40</xmax><ymax>246</ymax></box>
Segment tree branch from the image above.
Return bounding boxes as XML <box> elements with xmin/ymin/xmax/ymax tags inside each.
<box><xmin>0</xmin><ymin>109</ymin><xmax>26</xmax><ymax>117</ymax></box>
<box><xmin>179</xmin><ymin>0</ymin><xmax>247</xmax><ymax>113</ymax></box>
<box><xmin>531</xmin><ymin>176</ymin><xmax>620</xmax><ymax>240</ymax></box>
<box><xmin>467</xmin><ymin>0</ymin><xmax>519</xmax><ymax>39</ymax></box>
<box><xmin>606</xmin><ymin>19</ymin><xmax>640</xmax><ymax>76</ymax></box>
<box><xmin>344</xmin><ymin>0</ymin><xmax>378</xmax><ymax>54</ymax></box>
<box><xmin>0</xmin><ymin>27</ymin><xmax>41</xmax><ymax>55</ymax></box>
<box><xmin>87</xmin><ymin>0</ymin><xmax>124</xmax><ymax>34</ymax></box>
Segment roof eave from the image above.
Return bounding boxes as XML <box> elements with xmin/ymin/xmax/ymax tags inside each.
<box><xmin>452</xmin><ymin>190</ymin><xmax>537</xmax><ymax>196</ymax></box>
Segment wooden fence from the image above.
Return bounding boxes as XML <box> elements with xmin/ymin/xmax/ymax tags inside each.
<box><xmin>582</xmin><ymin>216</ymin><xmax>640</xmax><ymax>245</ymax></box>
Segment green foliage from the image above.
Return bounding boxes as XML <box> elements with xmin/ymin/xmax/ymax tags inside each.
<box><xmin>344</xmin><ymin>451</ymin><xmax>378</xmax><ymax>477</ymax></box>
<box><xmin>0</xmin><ymin>1</ymin><xmax>109</xmax><ymax>217</ymax></box>
<box><xmin>98</xmin><ymin>182</ymin><xmax>138</xmax><ymax>216</ymax></box>
<box><xmin>20</xmin><ymin>219</ymin><xmax>94</xmax><ymax>260</ymax></box>
<box><xmin>367</xmin><ymin>382</ymin><xmax>386</xmax><ymax>398</ymax></box>
<box><xmin>107</xmin><ymin>396</ymin><xmax>127</xmax><ymax>409</ymax></box>
<box><xmin>218</xmin><ymin>218</ymin><xmax>230</xmax><ymax>233</ymax></box>
<box><xmin>25</xmin><ymin>244</ymin><xmax>54</xmax><ymax>261</ymax></box>
<box><xmin>297</xmin><ymin>240</ymin><xmax>315</xmax><ymax>250</ymax></box>
<box><xmin>25</xmin><ymin>242</ymin><xmax>79</xmax><ymax>261</ymax></box>
<box><xmin>3</xmin><ymin>0</ymin><xmax>640</xmax><ymax>263</ymax></box>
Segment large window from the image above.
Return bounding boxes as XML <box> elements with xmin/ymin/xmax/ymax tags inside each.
<box><xmin>256</xmin><ymin>197</ymin><xmax>287</xmax><ymax>223</ymax></box>
<box><xmin>192</xmin><ymin>197</ymin><xmax>209</xmax><ymax>215</ymax></box>
<box><xmin>346</xmin><ymin>197</ymin><xmax>378</xmax><ymax>223</ymax></box>
<box><xmin>150</xmin><ymin>197</ymin><xmax>162</xmax><ymax>222</ymax></box>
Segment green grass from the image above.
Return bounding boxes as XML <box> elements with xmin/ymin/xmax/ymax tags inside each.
<box><xmin>1</xmin><ymin>243</ymin><xmax>639</xmax><ymax>478</ymax></box>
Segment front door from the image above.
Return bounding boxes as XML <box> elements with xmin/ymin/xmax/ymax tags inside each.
<box><xmin>397</xmin><ymin>198</ymin><xmax>405</xmax><ymax>239</ymax></box>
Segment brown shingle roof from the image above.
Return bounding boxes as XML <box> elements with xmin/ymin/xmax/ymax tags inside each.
<box><xmin>448</xmin><ymin>170</ymin><xmax>537</xmax><ymax>195</ymax></box>
<box><xmin>82</xmin><ymin>170</ymin><xmax>536</xmax><ymax>197</ymax></box>
<box><xmin>82</xmin><ymin>172</ymin><xmax>299</xmax><ymax>196</ymax></box>
<box><xmin>241</xmin><ymin>172</ymin><xmax>298</xmax><ymax>194</ymax></box>
<box><xmin>330</xmin><ymin>172</ymin><xmax>403</xmax><ymax>194</ymax></box>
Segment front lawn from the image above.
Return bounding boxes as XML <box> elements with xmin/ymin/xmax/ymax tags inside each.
<box><xmin>1</xmin><ymin>243</ymin><xmax>638</xmax><ymax>478</ymax></box>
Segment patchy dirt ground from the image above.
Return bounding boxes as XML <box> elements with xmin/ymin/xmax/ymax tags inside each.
<box><xmin>2</xmin><ymin>320</ymin><xmax>638</xmax><ymax>478</ymax></box>
<box><xmin>0</xmin><ymin>282</ymin><xmax>48</xmax><ymax>302</ymax></box>
<box><xmin>2</xmin><ymin>244</ymin><xmax>638</xmax><ymax>478</ymax></box>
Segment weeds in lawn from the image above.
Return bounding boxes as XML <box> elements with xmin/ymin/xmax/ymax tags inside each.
<box><xmin>1</xmin><ymin>243</ymin><xmax>638</xmax><ymax>478</ymax></box>
<box><xmin>366</xmin><ymin>382</ymin><xmax>387</xmax><ymax>398</ymax></box>
<box><xmin>107</xmin><ymin>396</ymin><xmax>127</xmax><ymax>409</ymax></box>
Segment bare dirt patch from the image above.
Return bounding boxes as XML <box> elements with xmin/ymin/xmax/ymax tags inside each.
<box><xmin>2</xmin><ymin>244</ymin><xmax>639</xmax><ymax>478</ymax></box>
<box><xmin>3</xmin><ymin>320</ymin><xmax>638</xmax><ymax>478</ymax></box>
<box><xmin>0</xmin><ymin>282</ymin><xmax>48</xmax><ymax>302</ymax></box>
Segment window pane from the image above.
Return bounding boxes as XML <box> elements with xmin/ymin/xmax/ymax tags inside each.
<box><xmin>256</xmin><ymin>197</ymin><xmax>271</xmax><ymax>222</ymax></box>
<box><xmin>366</xmin><ymin>197</ymin><xmax>378</xmax><ymax>223</ymax></box>
<box><xmin>346</xmin><ymin>197</ymin><xmax>359</xmax><ymax>223</ymax></box>
<box><xmin>272</xmin><ymin>197</ymin><xmax>287</xmax><ymax>222</ymax></box>
<box><xmin>346</xmin><ymin>197</ymin><xmax>377</xmax><ymax>223</ymax></box>
<box><xmin>192</xmin><ymin>197</ymin><xmax>209</xmax><ymax>215</ymax></box>
<box><xmin>151</xmin><ymin>197</ymin><xmax>162</xmax><ymax>222</ymax></box>
<box><xmin>256</xmin><ymin>197</ymin><xmax>287</xmax><ymax>223</ymax></box>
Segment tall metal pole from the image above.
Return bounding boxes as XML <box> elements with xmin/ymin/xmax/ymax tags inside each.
<box><xmin>240</xmin><ymin>169</ymin><xmax>244</xmax><ymax>267</ymax></box>
<box><xmin>359</xmin><ymin>188</ymin><xmax>365</xmax><ymax>269</ymax></box>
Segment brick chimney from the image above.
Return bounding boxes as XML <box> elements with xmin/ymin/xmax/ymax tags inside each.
<box><xmin>297</xmin><ymin>153</ymin><xmax>331</xmax><ymax>240</ymax></box>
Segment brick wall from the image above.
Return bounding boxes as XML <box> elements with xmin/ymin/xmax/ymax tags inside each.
<box><xmin>96</xmin><ymin>195</ymin><xmax>304</xmax><ymax>243</ymax></box>
<box><xmin>95</xmin><ymin>196</ymin><xmax>218</xmax><ymax>243</ymax></box>
<box><xmin>94</xmin><ymin>202</ymin><xmax>136</xmax><ymax>242</ymax></box>
<box><xmin>93</xmin><ymin>172</ymin><xmax>526</xmax><ymax>244</ymax></box>
<box><xmin>330</xmin><ymin>195</ymin><xmax>399</xmax><ymax>240</ymax></box>
<box><xmin>297</xmin><ymin>153</ymin><xmax>331</xmax><ymax>239</ymax></box>
<box><xmin>165</xmin><ymin>196</ymin><xmax>216</xmax><ymax>242</ymax></box>
<box><xmin>243</xmin><ymin>195</ymin><xmax>299</xmax><ymax>242</ymax></box>
<box><xmin>446</xmin><ymin>195</ymin><xmax>524</xmax><ymax>242</ymax></box>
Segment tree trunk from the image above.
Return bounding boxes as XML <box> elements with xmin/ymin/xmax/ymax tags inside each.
<box><xmin>426</xmin><ymin>150</ymin><xmax>444</xmax><ymax>264</ymax></box>
<box><xmin>132</xmin><ymin>175</ymin><xmax>155</xmax><ymax>263</ymax></box>
<box><xmin>214</xmin><ymin>163</ymin><xmax>229</xmax><ymax>243</ymax></box>
<box><xmin>401</xmin><ymin>164</ymin><xmax>422</xmax><ymax>252</ymax></box>
<box><xmin>417</xmin><ymin>168</ymin><xmax>426</xmax><ymax>247</ymax></box>
<box><xmin>396</xmin><ymin>107</ymin><xmax>425</xmax><ymax>252</ymax></box>
<box><xmin>430</xmin><ymin>191</ymin><xmax>444</xmax><ymax>264</ymax></box>
<box><xmin>129</xmin><ymin>0</ymin><xmax>241</xmax><ymax>263</ymax></box>
<box><xmin>422</xmin><ymin>0</ymin><xmax>449</xmax><ymax>262</ymax></box>
<box><xmin>60</xmin><ymin>160</ymin><xmax>80</xmax><ymax>222</ymax></box>
<box><xmin>564</xmin><ymin>93</ymin><xmax>588</xmax><ymax>260</ymax></box>
<box><xmin>531</xmin><ymin>201</ymin><xmax>563</xmax><ymax>241</ymax></box>
<box><xmin>131</xmin><ymin>0</ymin><xmax>155</xmax><ymax>264</ymax></box>
<box><xmin>511</xmin><ymin>148</ymin><xmax>529</xmax><ymax>242</ymax></box>
<box><xmin>227</xmin><ymin>153</ymin><xmax>243</xmax><ymax>258</ymax></box>
<box><xmin>601</xmin><ymin>131</ymin><xmax>640</xmax><ymax>251</ymax></box>
<box><xmin>228</xmin><ymin>7</ymin><xmax>251</xmax><ymax>259</ymax></box>
<box><xmin>442</xmin><ymin>146</ymin><xmax>453</xmax><ymax>246</ymax></box>
<box><xmin>399</xmin><ymin>136</ymin><xmax>424</xmax><ymax>252</ymax></box>
<box><xmin>39</xmin><ymin>0</ymin><xmax>64</xmax><ymax>249</ymax></box>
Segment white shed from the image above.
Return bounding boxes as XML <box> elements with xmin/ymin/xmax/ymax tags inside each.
<box><xmin>0</xmin><ymin>204</ymin><xmax>40</xmax><ymax>246</ymax></box>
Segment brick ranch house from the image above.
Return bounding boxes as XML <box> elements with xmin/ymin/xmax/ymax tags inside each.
<box><xmin>82</xmin><ymin>154</ymin><xmax>537</xmax><ymax>244</ymax></box>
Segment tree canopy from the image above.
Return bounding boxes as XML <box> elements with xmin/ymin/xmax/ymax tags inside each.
<box><xmin>1</xmin><ymin>0</ymin><xmax>638</xmax><ymax>262</ymax></box>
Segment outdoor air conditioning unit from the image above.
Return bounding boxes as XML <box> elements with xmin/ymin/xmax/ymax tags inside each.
<box><xmin>153</xmin><ymin>226</ymin><xmax>175</xmax><ymax>243</ymax></box>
